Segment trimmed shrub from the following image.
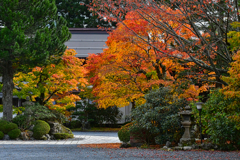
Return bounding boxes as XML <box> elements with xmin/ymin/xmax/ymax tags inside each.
<box><xmin>8</xmin><ymin>129</ymin><xmax>21</xmax><ymax>139</ymax></box>
<box><xmin>33</xmin><ymin>120</ymin><xmax>50</xmax><ymax>140</ymax></box>
<box><xmin>54</xmin><ymin>133</ymin><xmax>74</xmax><ymax>139</ymax></box>
<box><xmin>12</xmin><ymin>103</ymin><xmax>58</xmax><ymax>130</ymax></box>
<box><xmin>0</xmin><ymin>120</ymin><xmax>9</xmax><ymax>132</ymax></box>
<box><xmin>118</xmin><ymin>123</ymin><xmax>132</xmax><ymax>143</ymax></box>
<box><xmin>131</xmin><ymin>87</ymin><xmax>187</xmax><ymax>145</ymax></box>
<box><xmin>0</xmin><ymin>131</ymin><xmax>4</xmax><ymax>140</ymax></box>
<box><xmin>2</xmin><ymin>123</ymin><xmax>18</xmax><ymax>134</ymax></box>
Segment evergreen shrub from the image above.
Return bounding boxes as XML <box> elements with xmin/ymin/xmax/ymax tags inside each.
<box><xmin>131</xmin><ymin>87</ymin><xmax>187</xmax><ymax>145</ymax></box>
<box><xmin>118</xmin><ymin>123</ymin><xmax>132</xmax><ymax>143</ymax></box>
<box><xmin>12</xmin><ymin>115</ymin><xmax>28</xmax><ymax>130</ymax></box>
<box><xmin>0</xmin><ymin>120</ymin><xmax>9</xmax><ymax>132</ymax></box>
<box><xmin>3</xmin><ymin>123</ymin><xmax>18</xmax><ymax>134</ymax></box>
<box><xmin>8</xmin><ymin>129</ymin><xmax>21</xmax><ymax>139</ymax></box>
<box><xmin>0</xmin><ymin>131</ymin><xmax>4</xmax><ymax>140</ymax></box>
<box><xmin>193</xmin><ymin>90</ymin><xmax>240</xmax><ymax>150</ymax></box>
<box><xmin>33</xmin><ymin>120</ymin><xmax>50</xmax><ymax>140</ymax></box>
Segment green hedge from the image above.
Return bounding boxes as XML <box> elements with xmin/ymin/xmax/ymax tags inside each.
<box><xmin>118</xmin><ymin>123</ymin><xmax>132</xmax><ymax>143</ymax></box>
<box><xmin>33</xmin><ymin>120</ymin><xmax>50</xmax><ymax>140</ymax></box>
<box><xmin>8</xmin><ymin>129</ymin><xmax>21</xmax><ymax>139</ymax></box>
<box><xmin>0</xmin><ymin>120</ymin><xmax>9</xmax><ymax>132</ymax></box>
<box><xmin>2</xmin><ymin>123</ymin><xmax>18</xmax><ymax>134</ymax></box>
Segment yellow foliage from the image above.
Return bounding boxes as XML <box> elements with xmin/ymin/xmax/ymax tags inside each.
<box><xmin>14</xmin><ymin>49</ymin><xmax>88</xmax><ymax>115</ymax></box>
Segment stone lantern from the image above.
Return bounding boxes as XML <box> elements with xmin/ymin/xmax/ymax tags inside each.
<box><xmin>22</xmin><ymin>96</ymin><xmax>35</xmax><ymax>124</ymax></box>
<box><xmin>178</xmin><ymin>105</ymin><xmax>194</xmax><ymax>145</ymax></box>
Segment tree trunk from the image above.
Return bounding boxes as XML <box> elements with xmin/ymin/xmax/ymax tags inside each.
<box><xmin>215</xmin><ymin>76</ymin><xmax>223</xmax><ymax>88</ymax></box>
<box><xmin>2</xmin><ymin>62</ymin><xmax>14</xmax><ymax>121</ymax></box>
<box><xmin>131</xmin><ymin>100</ymin><xmax>136</xmax><ymax>110</ymax></box>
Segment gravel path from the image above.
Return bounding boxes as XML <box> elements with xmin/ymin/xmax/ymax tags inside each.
<box><xmin>0</xmin><ymin>144</ymin><xmax>239</xmax><ymax>160</ymax></box>
<box><xmin>0</xmin><ymin>132</ymin><xmax>239</xmax><ymax>160</ymax></box>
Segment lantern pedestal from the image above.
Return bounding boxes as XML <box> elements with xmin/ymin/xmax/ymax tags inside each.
<box><xmin>178</xmin><ymin>105</ymin><xmax>195</xmax><ymax>146</ymax></box>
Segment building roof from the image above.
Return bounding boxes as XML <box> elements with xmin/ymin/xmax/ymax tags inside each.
<box><xmin>66</xmin><ymin>28</ymin><xmax>110</xmax><ymax>58</ymax></box>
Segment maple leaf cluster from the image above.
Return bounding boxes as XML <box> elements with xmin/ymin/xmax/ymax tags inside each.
<box><xmin>86</xmin><ymin>11</ymin><xmax>198</xmax><ymax>108</ymax></box>
<box><xmin>14</xmin><ymin>49</ymin><xmax>88</xmax><ymax>116</ymax></box>
<box><xmin>86</xmin><ymin>0</ymin><xmax>240</xmax><ymax>107</ymax></box>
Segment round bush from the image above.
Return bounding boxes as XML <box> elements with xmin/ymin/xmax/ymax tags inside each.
<box><xmin>0</xmin><ymin>120</ymin><xmax>9</xmax><ymax>132</ymax></box>
<box><xmin>118</xmin><ymin>123</ymin><xmax>132</xmax><ymax>143</ymax></box>
<box><xmin>54</xmin><ymin>133</ymin><xmax>74</xmax><ymax>139</ymax></box>
<box><xmin>2</xmin><ymin>122</ymin><xmax>18</xmax><ymax>134</ymax></box>
<box><xmin>33</xmin><ymin>120</ymin><xmax>50</xmax><ymax>140</ymax></box>
<box><xmin>0</xmin><ymin>131</ymin><xmax>4</xmax><ymax>140</ymax></box>
<box><xmin>8</xmin><ymin>129</ymin><xmax>21</xmax><ymax>139</ymax></box>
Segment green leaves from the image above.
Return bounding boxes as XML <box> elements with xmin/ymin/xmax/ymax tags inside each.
<box><xmin>194</xmin><ymin>90</ymin><xmax>240</xmax><ymax>150</ymax></box>
<box><xmin>55</xmin><ymin>0</ymin><xmax>115</xmax><ymax>28</ymax></box>
<box><xmin>131</xmin><ymin>87</ymin><xmax>187</xmax><ymax>145</ymax></box>
<box><xmin>0</xmin><ymin>0</ymin><xmax>71</xmax><ymax>69</ymax></box>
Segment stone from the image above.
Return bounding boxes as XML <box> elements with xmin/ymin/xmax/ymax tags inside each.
<box><xmin>191</xmin><ymin>144</ymin><xmax>200</xmax><ymax>149</ymax></box>
<box><xmin>50</xmin><ymin>135</ymin><xmax>55</xmax><ymax>140</ymax></box>
<box><xmin>26</xmin><ymin>131</ymin><xmax>33</xmax><ymax>137</ymax></box>
<box><xmin>29</xmin><ymin>125</ymin><xmax>34</xmax><ymax>131</ymax></box>
<box><xmin>21</xmin><ymin>132</ymin><xmax>29</xmax><ymax>140</ymax></box>
<box><xmin>201</xmin><ymin>143</ymin><xmax>213</xmax><ymax>150</ymax></box>
<box><xmin>178</xmin><ymin>105</ymin><xmax>195</xmax><ymax>146</ymax></box>
<box><xmin>178</xmin><ymin>143</ymin><xmax>183</xmax><ymax>147</ymax></box>
<box><xmin>48</xmin><ymin>121</ymin><xmax>72</xmax><ymax>135</ymax></box>
<box><xmin>163</xmin><ymin>146</ymin><xmax>168</xmax><ymax>149</ymax></box>
<box><xmin>166</xmin><ymin>141</ymin><xmax>171</xmax><ymax>147</ymax></box>
<box><xmin>48</xmin><ymin>122</ymin><xmax>63</xmax><ymax>134</ymax></box>
<box><xmin>213</xmin><ymin>144</ymin><xmax>218</xmax><ymax>149</ymax></box>
<box><xmin>22</xmin><ymin>96</ymin><xmax>35</xmax><ymax>107</ymax></box>
<box><xmin>45</xmin><ymin>134</ymin><xmax>51</xmax><ymax>140</ymax></box>
<box><xmin>3</xmin><ymin>135</ymin><xmax>10</xmax><ymax>140</ymax></box>
<box><xmin>183</xmin><ymin>146</ymin><xmax>192</xmax><ymax>150</ymax></box>
<box><xmin>41</xmin><ymin>135</ymin><xmax>47</xmax><ymax>140</ymax></box>
<box><xmin>173</xmin><ymin>146</ymin><xmax>183</xmax><ymax>150</ymax></box>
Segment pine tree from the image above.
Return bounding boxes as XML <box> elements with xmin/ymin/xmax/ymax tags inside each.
<box><xmin>56</xmin><ymin>0</ymin><xmax>116</xmax><ymax>28</ymax></box>
<box><xmin>0</xmin><ymin>0</ymin><xmax>71</xmax><ymax>121</ymax></box>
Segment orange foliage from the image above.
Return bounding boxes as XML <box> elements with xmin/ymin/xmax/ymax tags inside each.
<box><xmin>14</xmin><ymin>49</ymin><xmax>88</xmax><ymax>116</ymax></box>
<box><xmin>86</xmin><ymin>11</ymin><xmax>191</xmax><ymax>108</ymax></box>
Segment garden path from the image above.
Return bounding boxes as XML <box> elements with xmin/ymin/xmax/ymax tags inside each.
<box><xmin>0</xmin><ymin>132</ymin><xmax>239</xmax><ymax>160</ymax></box>
<box><xmin>0</xmin><ymin>132</ymin><xmax>120</xmax><ymax>145</ymax></box>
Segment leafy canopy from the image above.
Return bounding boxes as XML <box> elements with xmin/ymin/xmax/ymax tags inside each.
<box><xmin>14</xmin><ymin>49</ymin><xmax>88</xmax><ymax>114</ymax></box>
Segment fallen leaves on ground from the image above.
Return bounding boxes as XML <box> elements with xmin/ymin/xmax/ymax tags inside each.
<box><xmin>77</xmin><ymin>143</ymin><xmax>163</xmax><ymax>149</ymax></box>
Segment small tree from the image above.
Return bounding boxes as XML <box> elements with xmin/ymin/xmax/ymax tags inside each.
<box><xmin>0</xmin><ymin>0</ymin><xmax>71</xmax><ymax>121</ymax></box>
<box><xmin>131</xmin><ymin>87</ymin><xmax>188</xmax><ymax>144</ymax></box>
<box><xmin>13</xmin><ymin>49</ymin><xmax>87</xmax><ymax>115</ymax></box>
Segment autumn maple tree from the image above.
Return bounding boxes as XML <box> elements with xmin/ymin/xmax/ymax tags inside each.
<box><xmin>14</xmin><ymin>49</ymin><xmax>88</xmax><ymax>114</ymax></box>
<box><xmin>86</xmin><ymin>11</ymin><xmax>195</xmax><ymax>108</ymax></box>
<box><xmin>90</xmin><ymin>0</ymin><xmax>240</xmax><ymax>87</ymax></box>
